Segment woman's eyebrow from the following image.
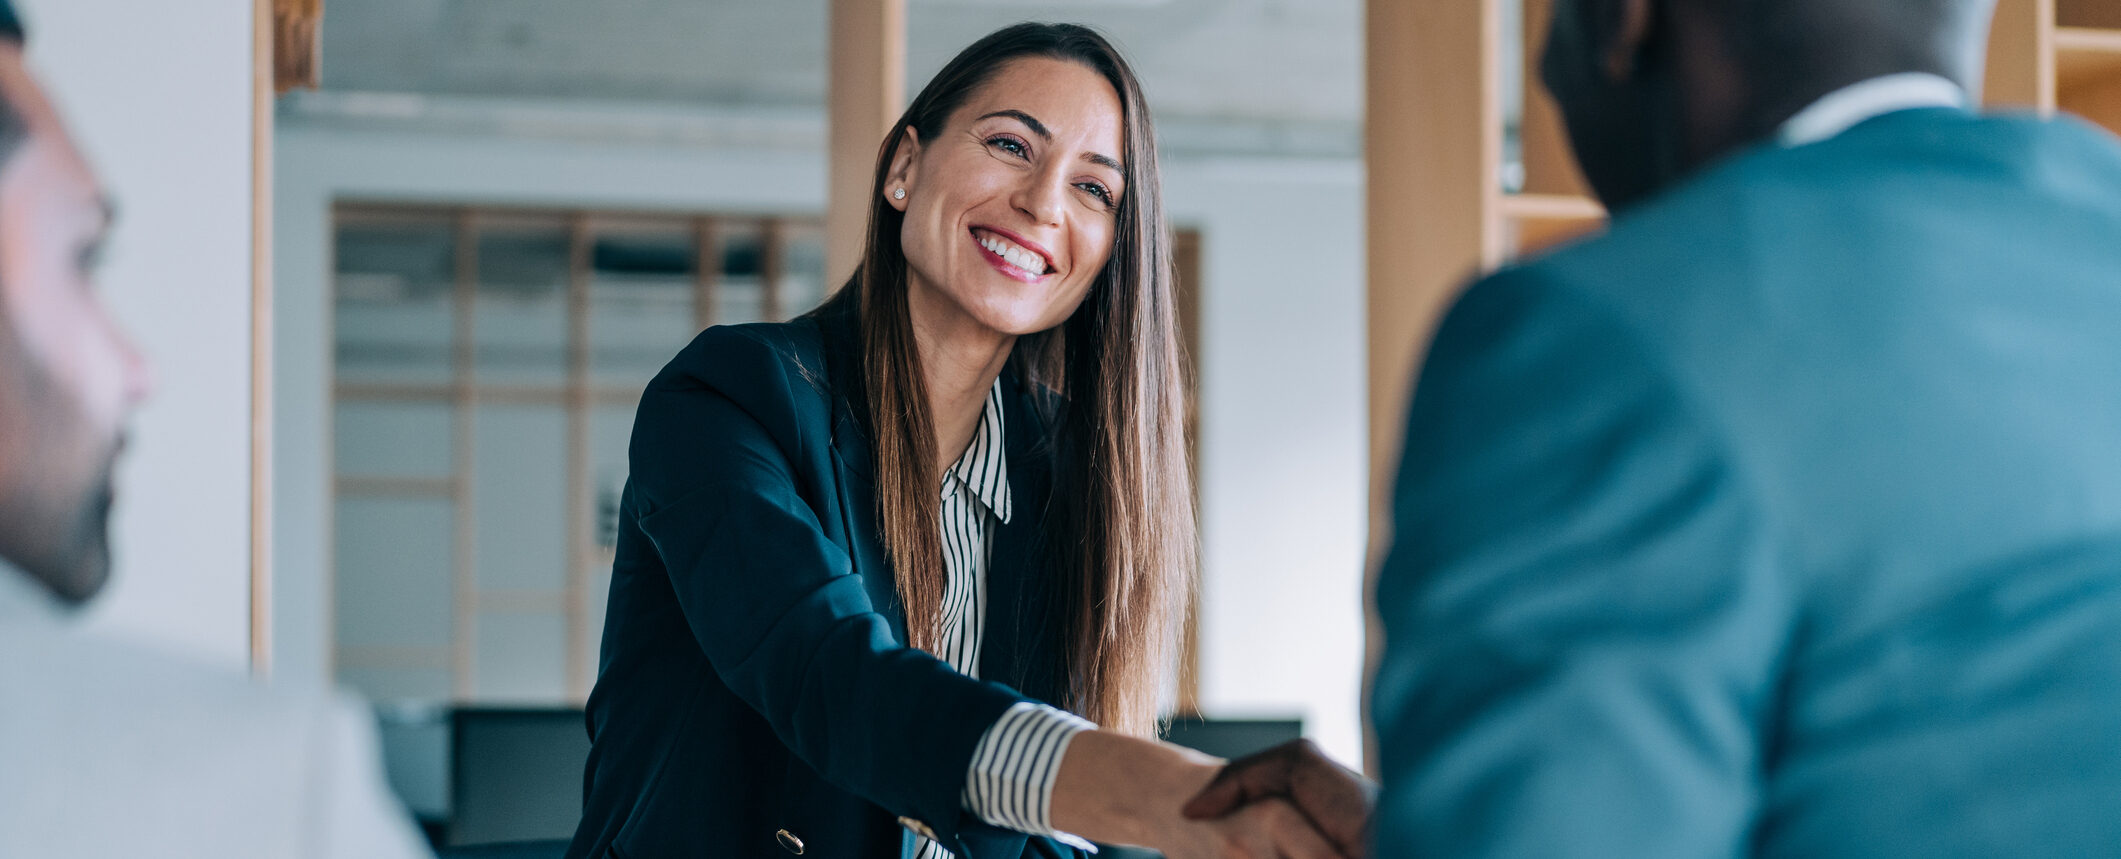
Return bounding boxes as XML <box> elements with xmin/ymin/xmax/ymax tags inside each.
<box><xmin>978</xmin><ymin>109</ymin><xmax>1050</xmax><ymax>139</ymax></box>
<box><xmin>978</xmin><ymin>109</ymin><xmax>1125</xmax><ymax>173</ymax></box>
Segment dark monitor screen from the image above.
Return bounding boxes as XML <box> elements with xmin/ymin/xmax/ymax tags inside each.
<box><xmin>450</xmin><ymin>708</ymin><xmax>590</xmax><ymax>847</ymax></box>
<box><xmin>1159</xmin><ymin>716</ymin><xmax>1304</xmax><ymax>760</ymax></box>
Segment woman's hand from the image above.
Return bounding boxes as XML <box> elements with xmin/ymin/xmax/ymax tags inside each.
<box><xmin>1048</xmin><ymin>729</ymin><xmax>1353</xmax><ymax>858</ymax></box>
<box><xmin>1154</xmin><ymin>796</ymin><xmax>1349</xmax><ymax>859</ymax></box>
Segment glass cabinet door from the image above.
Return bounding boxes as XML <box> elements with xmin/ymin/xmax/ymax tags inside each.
<box><xmin>331</xmin><ymin>205</ymin><xmax>822</xmax><ymax>706</ymax></box>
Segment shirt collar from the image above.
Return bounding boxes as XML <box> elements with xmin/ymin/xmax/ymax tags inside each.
<box><xmin>0</xmin><ymin>554</ymin><xmax>71</xmax><ymax>623</ymax></box>
<box><xmin>1778</xmin><ymin>72</ymin><xmax>1969</xmax><ymax>147</ymax></box>
<box><xmin>942</xmin><ymin>378</ymin><xmax>1013</xmax><ymax>524</ymax></box>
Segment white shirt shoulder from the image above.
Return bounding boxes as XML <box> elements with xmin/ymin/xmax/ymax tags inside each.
<box><xmin>0</xmin><ymin>610</ymin><xmax>432</xmax><ymax>858</ymax></box>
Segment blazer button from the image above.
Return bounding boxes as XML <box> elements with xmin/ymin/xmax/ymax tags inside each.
<box><xmin>775</xmin><ymin>828</ymin><xmax>805</xmax><ymax>855</ymax></box>
<box><xmin>897</xmin><ymin>816</ymin><xmax>938</xmax><ymax>841</ymax></box>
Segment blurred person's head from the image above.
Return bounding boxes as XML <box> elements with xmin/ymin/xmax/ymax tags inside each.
<box><xmin>1543</xmin><ymin>0</ymin><xmax>1998</xmax><ymax>209</ymax></box>
<box><xmin>0</xmin><ymin>13</ymin><xmax>151</xmax><ymax>605</ymax></box>
<box><xmin>816</xmin><ymin>22</ymin><xmax>1192</xmax><ymax>737</ymax></box>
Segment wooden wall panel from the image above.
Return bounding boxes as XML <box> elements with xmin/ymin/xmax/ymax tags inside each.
<box><xmin>251</xmin><ymin>0</ymin><xmax>276</xmax><ymax>674</ymax></box>
<box><xmin>1173</xmin><ymin>229</ymin><xmax>1203</xmax><ymax>719</ymax></box>
<box><xmin>826</xmin><ymin>0</ymin><xmax>906</xmax><ymax>287</ymax></box>
<box><xmin>1363</xmin><ymin>0</ymin><xmax>1503</xmax><ymax>774</ymax></box>
<box><xmin>1365</xmin><ymin>0</ymin><xmax>1502</xmax><ymax>553</ymax></box>
<box><xmin>1988</xmin><ymin>0</ymin><xmax>2059</xmax><ymax>111</ymax></box>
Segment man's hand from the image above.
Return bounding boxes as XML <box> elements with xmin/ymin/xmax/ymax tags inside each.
<box><xmin>1180</xmin><ymin>739</ymin><xmax>1376</xmax><ymax>858</ymax></box>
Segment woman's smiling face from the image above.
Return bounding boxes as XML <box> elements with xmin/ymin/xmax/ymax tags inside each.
<box><xmin>888</xmin><ymin>55</ymin><xmax>1127</xmax><ymax>340</ymax></box>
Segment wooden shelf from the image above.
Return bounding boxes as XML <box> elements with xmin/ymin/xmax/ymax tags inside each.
<box><xmin>2059</xmin><ymin>0</ymin><xmax>2121</xmax><ymax>31</ymax></box>
<box><xmin>1503</xmin><ymin>193</ymin><xmax>1605</xmax><ymax>221</ymax></box>
<box><xmin>2057</xmin><ymin>27</ymin><xmax>2121</xmax><ymax>94</ymax></box>
<box><xmin>2055</xmin><ymin>27</ymin><xmax>2121</xmax><ymax>135</ymax></box>
<box><xmin>336</xmin><ymin>474</ymin><xmax>457</xmax><ymax>498</ymax></box>
<box><xmin>1504</xmin><ymin>193</ymin><xmax>1607</xmax><ymax>254</ymax></box>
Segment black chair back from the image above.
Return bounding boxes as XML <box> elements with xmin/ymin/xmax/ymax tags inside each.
<box><xmin>450</xmin><ymin>708</ymin><xmax>590</xmax><ymax>847</ymax></box>
<box><xmin>437</xmin><ymin>840</ymin><xmax>570</xmax><ymax>859</ymax></box>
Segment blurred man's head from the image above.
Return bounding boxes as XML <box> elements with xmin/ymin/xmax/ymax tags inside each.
<box><xmin>1543</xmin><ymin>0</ymin><xmax>1998</xmax><ymax>210</ymax></box>
<box><xmin>0</xmin><ymin>12</ymin><xmax>150</xmax><ymax>605</ymax></box>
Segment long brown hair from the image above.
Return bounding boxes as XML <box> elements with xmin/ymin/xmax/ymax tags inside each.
<box><xmin>816</xmin><ymin>22</ymin><xmax>1192</xmax><ymax>737</ymax></box>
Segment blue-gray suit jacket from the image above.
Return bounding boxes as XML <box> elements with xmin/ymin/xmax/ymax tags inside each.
<box><xmin>1374</xmin><ymin>108</ymin><xmax>2121</xmax><ymax>857</ymax></box>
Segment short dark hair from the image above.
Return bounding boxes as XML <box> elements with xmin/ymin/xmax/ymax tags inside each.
<box><xmin>0</xmin><ymin>0</ymin><xmax>22</xmax><ymax>43</ymax></box>
<box><xmin>0</xmin><ymin>90</ymin><xmax>25</xmax><ymax>177</ymax></box>
<box><xmin>1710</xmin><ymin>0</ymin><xmax>1994</xmax><ymax>80</ymax></box>
<box><xmin>0</xmin><ymin>0</ymin><xmax>27</xmax><ymax>173</ymax></box>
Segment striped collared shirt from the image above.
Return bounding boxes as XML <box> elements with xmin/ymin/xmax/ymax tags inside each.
<box><xmin>913</xmin><ymin>379</ymin><xmax>1097</xmax><ymax>857</ymax></box>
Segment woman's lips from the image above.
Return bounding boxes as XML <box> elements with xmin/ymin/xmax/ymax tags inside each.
<box><xmin>971</xmin><ymin>227</ymin><xmax>1054</xmax><ymax>283</ymax></box>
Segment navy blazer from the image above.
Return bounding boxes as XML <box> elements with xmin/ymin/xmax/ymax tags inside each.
<box><xmin>566</xmin><ymin>300</ymin><xmax>1086</xmax><ymax>859</ymax></box>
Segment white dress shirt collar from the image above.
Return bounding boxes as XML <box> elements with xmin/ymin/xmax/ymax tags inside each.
<box><xmin>941</xmin><ymin>379</ymin><xmax>1012</xmax><ymax>525</ymax></box>
<box><xmin>1778</xmin><ymin>72</ymin><xmax>1969</xmax><ymax>147</ymax></box>
<box><xmin>0</xmin><ymin>555</ymin><xmax>69</xmax><ymax>622</ymax></box>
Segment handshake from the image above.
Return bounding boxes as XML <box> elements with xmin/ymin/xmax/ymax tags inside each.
<box><xmin>1177</xmin><ymin>739</ymin><xmax>1376</xmax><ymax>859</ymax></box>
<box><xmin>1066</xmin><ymin>736</ymin><xmax>1376</xmax><ymax>859</ymax></box>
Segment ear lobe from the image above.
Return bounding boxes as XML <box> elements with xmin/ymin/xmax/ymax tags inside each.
<box><xmin>1600</xmin><ymin>0</ymin><xmax>1657</xmax><ymax>82</ymax></box>
<box><xmin>884</xmin><ymin>126</ymin><xmax>921</xmax><ymax>212</ymax></box>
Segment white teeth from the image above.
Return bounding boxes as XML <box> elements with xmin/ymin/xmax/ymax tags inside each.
<box><xmin>976</xmin><ymin>231</ymin><xmax>1046</xmax><ymax>274</ymax></box>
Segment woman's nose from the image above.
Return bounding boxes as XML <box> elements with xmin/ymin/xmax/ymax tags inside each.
<box><xmin>1013</xmin><ymin>170</ymin><xmax>1067</xmax><ymax>227</ymax></box>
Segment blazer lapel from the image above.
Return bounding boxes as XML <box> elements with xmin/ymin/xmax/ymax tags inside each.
<box><xmin>819</xmin><ymin>307</ymin><xmax>910</xmax><ymax>646</ymax></box>
<box><xmin>822</xmin><ymin>305</ymin><xmax>1063</xmax><ymax>701</ymax></box>
<box><xmin>980</xmin><ymin>371</ymin><xmax>1065</xmax><ymax>705</ymax></box>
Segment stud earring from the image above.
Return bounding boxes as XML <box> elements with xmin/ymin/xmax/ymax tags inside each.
<box><xmin>893</xmin><ymin>188</ymin><xmax>906</xmax><ymax>200</ymax></box>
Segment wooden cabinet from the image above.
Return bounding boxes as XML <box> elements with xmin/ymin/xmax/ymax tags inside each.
<box><xmin>2053</xmin><ymin>0</ymin><xmax>2121</xmax><ymax>133</ymax></box>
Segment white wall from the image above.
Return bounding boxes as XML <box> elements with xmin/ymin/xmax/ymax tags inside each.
<box><xmin>1166</xmin><ymin>158</ymin><xmax>1367</xmax><ymax>763</ymax></box>
<box><xmin>19</xmin><ymin>0</ymin><xmax>256</xmax><ymax>666</ymax></box>
<box><xmin>275</xmin><ymin>123</ymin><xmax>1369</xmax><ymax>762</ymax></box>
<box><xmin>272</xmin><ymin>126</ymin><xmax>826</xmax><ymax>692</ymax></box>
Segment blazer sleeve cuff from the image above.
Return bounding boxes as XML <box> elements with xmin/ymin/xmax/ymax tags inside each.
<box><xmin>895</xmin><ymin>681</ymin><xmax>1027</xmax><ymax>849</ymax></box>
